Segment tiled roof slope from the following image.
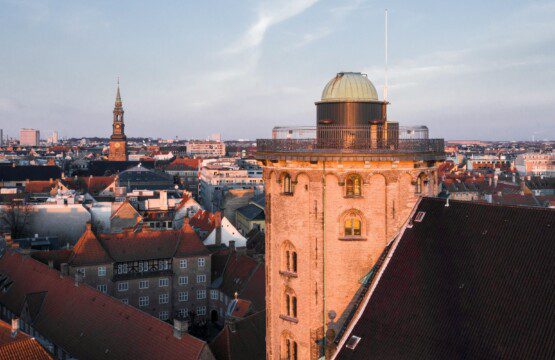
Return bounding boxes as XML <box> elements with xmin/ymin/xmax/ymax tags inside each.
<box><xmin>0</xmin><ymin>252</ymin><xmax>212</xmax><ymax>360</ymax></box>
<box><xmin>336</xmin><ymin>198</ymin><xmax>555</xmax><ymax>360</ymax></box>
<box><xmin>0</xmin><ymin>318</ymin><xmax>53</xmax><ymax>360</ymax></box>
<box><xmin>68</xmin><ymin>225</ymin><xmax>112</xmax><ymax>266</ymax></box>
<box><xmin>209</xmin><ymin>310</ymin><xmax>266</xmax><ymax>360</ymax></box>
<box><xmin>0</xmin><ymin>166</ymin><xmax>61</xmax><ymax>182</ymax></box>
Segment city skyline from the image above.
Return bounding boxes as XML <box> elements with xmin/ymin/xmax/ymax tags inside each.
<box><xmin>1</xmin><ymin>0</ymin><xmax>554</xmax><ymax>141</ymax></box>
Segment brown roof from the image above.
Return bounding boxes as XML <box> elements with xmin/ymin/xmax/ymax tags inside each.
<box><xmin>61</xmin><ymin>176</ymin><xmax>115</xmax><ymax>195</ymax></box>
<box><xmin>24</xmin><ymin>180</ymin><xmax>57</xmax><ymax>195</ymax></box>
<box><xmin>189</xmin><ymin>210</ymin><xmax>217</xmax><ymax>232</ymax></box>
<box><xmin>335</xmin><ymin>198</ymin><xmax>555</xmax><ymax>360</ymax></box>
<box><xmin>30</xmin><ymin>250</ymin><xmax>72</xmax><ymax>269</ymax></box>
<box><xmin>68</xmin><ymin>225</ymin><xmax>112</xmax><ymax>266</ymax></box>
<box><xmin>0</xmin><ymin>252</ymin><xmax>211</xmax><ymax>360</ymax></box>
<box><xmin>0</xmin><ymin>337</ymin><xmax>53</xmax><ymax>360</ymax></box>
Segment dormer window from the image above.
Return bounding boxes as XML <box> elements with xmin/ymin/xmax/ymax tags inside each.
<box><xmin>283</xmin><ymin>174</ymin><xmax>292</xmax><ymax>195</ymax></box>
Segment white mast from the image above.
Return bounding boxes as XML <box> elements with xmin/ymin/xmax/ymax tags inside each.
<box><xmin>384</xmin><ymin>9</ymin><xmax>388</xmax><ymax>101</ymax></box>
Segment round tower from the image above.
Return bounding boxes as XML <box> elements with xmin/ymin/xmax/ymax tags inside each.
<box><xmin>257</xmin><ymin>72</ymin><xmax>445</xmax><ymax>359</ymax></box>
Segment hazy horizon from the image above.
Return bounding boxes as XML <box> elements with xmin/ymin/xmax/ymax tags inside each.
<box><xmin>1</xmin><ymin>0</ymin><xmax>554</xmax><ymax>141</ymax></box>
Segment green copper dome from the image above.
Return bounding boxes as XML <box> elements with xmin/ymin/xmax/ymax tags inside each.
<box><xmin>321</xmin><ymin>72</ymin><xmax>379</xmax><ymax>102</ymax></box>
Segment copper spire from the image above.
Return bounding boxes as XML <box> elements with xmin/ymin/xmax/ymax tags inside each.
<box><xmin>115</xmin><ymin>77</ymin><xmax>122</xmax><ymax>106</ymax></box>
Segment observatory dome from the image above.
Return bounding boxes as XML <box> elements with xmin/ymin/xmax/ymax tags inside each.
<box><xmin>321</xmin><ymin>72</ymin><xmax>379</xmax><ymax>102</ymax></box>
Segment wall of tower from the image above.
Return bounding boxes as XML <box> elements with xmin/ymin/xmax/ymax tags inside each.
<box><xmin>263</xmin><ymin>159</ymin><xmax>438</xmax><ymax>360</ymax></box>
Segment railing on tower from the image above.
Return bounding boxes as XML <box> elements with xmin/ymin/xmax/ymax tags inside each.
<box><xmin>258</xmin><ymin>125</ymin><xmax>443</xmax><ymax>154</ymax></box>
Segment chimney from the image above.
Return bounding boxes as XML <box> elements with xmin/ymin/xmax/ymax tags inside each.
<box><xmin>48</xmin><ymin>260</ymin><xmax>54</xmax><ymax>269</ymax></box>
<box><xmin>11</xmin><ymin>318</ymin><xmax>19</xmax><ymax>338</ymax></box>
<box><xmin>215</xmin><ymin>212</ymin><xmax>222</xmax><ymax>247</ymax></box>
<box><xmin>493</xmin><ymin>175</ymin><xmax>498</xmax><ymax>188</ymax></box>
<box><xmin>488</xmin><ymin>177</ymin><xmax>492</xmax><ymax>187</ymax></box>
<box><xmin>60</xmin><ymin>263</ymin><xmax>69</xmax><ymax>276</ymax></box>
<box><xmin>86</xmin><ymin>222</ymin><xmax>92</xmax><ymax>232</ymax></box>
<box><xmin>173</xmin><ymin>318</ymin><xmax>189</xmax><ymax>339</ymax></box>
<box><xmin>229</xmin><ymin>240</ymin><xmax>236</xmax><ymax>251</ymax></box>
<box><xmin>512</xmin><ymin>173</ymin><xmax>516</xmax><ymax>183</ymax></box>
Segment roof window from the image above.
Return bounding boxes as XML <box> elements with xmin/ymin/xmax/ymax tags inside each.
<box><xmin>346</xmin><ymin>335</ymin><xmax>361</xmax><ymax>350</ymax></box>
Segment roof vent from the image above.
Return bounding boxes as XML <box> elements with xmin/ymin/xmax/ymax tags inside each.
<box><xmin>346</xmin><ymin>335</ymin><xmax>361</xmax><ymax>350</ymax></box>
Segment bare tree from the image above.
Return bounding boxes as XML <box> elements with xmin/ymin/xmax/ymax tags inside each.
<box><xmin>0</xmin><ymin>200</ymin><xmax>32</xmax><ymax>239</ymax></box>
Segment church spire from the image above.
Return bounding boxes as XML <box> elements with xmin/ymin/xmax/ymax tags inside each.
<box><xmin>115</xmin><ymin>77</ymin><xmax>122</xmax><ymax>107</ymax></box>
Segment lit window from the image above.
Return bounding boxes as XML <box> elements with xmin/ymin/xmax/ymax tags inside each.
<box><xmin>159</xmin><ymin>293</ymin><xmax>169</xmax><ymax>304</ymax></box>
<box><xmin>117</xmin><ymin>282</ymin><xmax>129</xmax><ymax>292</ymax></box>
<box><xmin>197</xmin><ymin>274</ymin><xmax>206</xmax><ymax>283</ymax></box>
<box><xmin>179</xmin><ymin>259</ymin><xmax>188</xmax><ymax>269</ymax></box>
<box><xmin>97</xmin><ymin>266</ymin><xmax>106</xmax><ymax>277</ymax></box>
<box><xmin>346</xmin><ymin>174</ymin><xmax>362</xmax><ymax>197</ymax></box>
<box><xmin>344</xmin><ymin>216</ymin><xmax>362</xmax><ymax>236</ymax></box>
<box><xmin>139</xmin><ymin>280</ymin><xmax>149</xmax><ymax>289</ymax></box>
<box><xmin>159</xmin><ymin>278</ymin><xmax>169</xmax><ymax>287</ymax></box>
<box><xmin>198</xmin><ymin>258</ymin><xmax>205</xmax><ymax>267</ymax></box>
<box><xmin>283</xmin><ymin>174</ymin><xmax>292</xmax><ymax>194</ymax></box>
<box><xmin>179</xmin><ymin>276</ymin><xmax>188</xmax><ymax>285</ymax></box>
<box><xmin>139</xmin><ymin>296</ymin><xmax>149</xmax><ymax>307</ymax></box>
<box><xmin>178</xmin><ymin>291</ymin><xmax>188</xmax><ymax>302</ymax></box>
<box><xmin>197</xmin><ymin>290</ymin><xmax>206</xmax><ymax>300</ymax></box>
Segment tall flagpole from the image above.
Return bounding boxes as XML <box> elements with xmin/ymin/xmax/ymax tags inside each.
<box><xmin>384</xmin><ymin>9</ymin><xmax>388</xmax><ymax>101</ymax></box>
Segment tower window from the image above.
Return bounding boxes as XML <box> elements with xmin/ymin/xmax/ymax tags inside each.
<box><xmin>344</xmin><ymin>216</ymin><xmax>362</xmax><ymax>236</ymax></box>
<box><xmin>282</xmin><ymin>243</ymin><xmax>298</xmax><ymax>274</ymax></box>
<box><xmin>284</xmin><ymin>290</ymin><xmax>297</xmax><ymax>318</ymax></box>
<box><xmin>283</xmin><ymin>174</ymin><xmax>292</xmax><ymax>195</ymax></box>
<box><xmin>286</xmin><ymin>338</ymin><xmax>298</xmax><ymax>360</ymax></box>
<box><xmin>346</xmin><ymin>174</ymin><xmax>362</xmax><ymax>197</ymax></box>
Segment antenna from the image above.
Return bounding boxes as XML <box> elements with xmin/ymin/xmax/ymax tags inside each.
<box><xmin>384</xmin><ymin>9</ymin><xmax>388</xmax><ymax>101</ymax></box>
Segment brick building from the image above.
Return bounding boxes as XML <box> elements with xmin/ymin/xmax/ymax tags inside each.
<box><xmin>257</xmin><ymin>72</ymin><xmax>444</xmax><ymax>359</ymax></box>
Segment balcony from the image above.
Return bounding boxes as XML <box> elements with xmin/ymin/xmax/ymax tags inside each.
<box><xmin>257</xmin><ymin>125</ymin><xmax>445</xmax><ymax>161</ymax></box>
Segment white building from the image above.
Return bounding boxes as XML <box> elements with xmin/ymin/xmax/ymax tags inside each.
<box><xmin>20</xmin><ymin>129</ymin><xmax>40</xmax><ymax>146</ymax></box>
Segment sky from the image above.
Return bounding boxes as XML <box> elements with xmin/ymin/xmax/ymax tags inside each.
<box><xmin>0</xmin><ymin>0</ymin><xmax>554</xmax><ymax>141</ymax></box>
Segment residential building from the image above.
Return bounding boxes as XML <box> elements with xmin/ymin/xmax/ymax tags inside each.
<box><xmin>163</xmin><ymin>158</ymin><xmax>202</xmax><ymax>198</ymax></box>
<box><xmin>515</xmin><ymin>152</ymin><xmax>555</xmax><ymax>176</ymax></box>
<box><xmin>187</xmin><ymin>141</ymin><xmax>226</xmax><ymax>158</ymax></box>
<box><xmin>19</xmin><ymin>129</ymin><xmax>40</xmax><ymax>147</ymax></box>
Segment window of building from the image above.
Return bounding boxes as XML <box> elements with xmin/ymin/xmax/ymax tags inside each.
<box><xmin>98</xmin><ymin>266</ymin><xmax>106</xmax><ymax>277</ymax></box>
<box><xmin>159</xmin><ymin>278</ymin><xmax>169</xmax><ymax>287</ymax></box>
<box><xmin>158</xmin><ymin>259</ymin><xmax>170</xmax><ymax>271</ymax></box>
<box><xmin>414</xmin><ymin>211</ymin><xmax>426</xmax><ymax>222</ymax></box>
<box><xmin>179</xmin><ymin>291</ymin><xmax>188</xmax><ymax>302</ymax></box>
<box><xmin>139</xmin><ymin>296</ymin><xmax>149</xmax><ymax>307</ymax></box>
<box><xmin>198</xmin><ymin>258</ymin><xmax>206</xmax><ymax>268</ymax></box>
<box><xmin>416</xmin><ymin>173</ymin><xmax>428</xmax><ymax>194</ymax></box>
<box><xmin>117</xmin><ymin>263</ymin><xmax>128</xmax><ymax>275</ymax></box>
<box><xmin>159</xmin><ymin>311</ymin><xmax>169</xmax><ymax>321</ymax></box>
<box><xmin>139</xmin><ymin>280</ymin><xmax>149</xmax><ymax>289</ymax></box>
<box><xmin>283</xmin><ymin>174</ymin><xmax>292</xmax><ymax>194</ymax></box>
<box><xmin>178</xmin><ymin>308</ymin><xmax>188</xmax><ymax>318</ymax></box>
<box><xmin>77</xmin><ymin>268</ymin><xmax>86</xmax><ymax>276</ymax></box>
<box><xmin>344</xmin><ymin>216</ymin><xmax>362</xmax><ymax>237</ymax></box>
<box><xmin>346</xmin><ymin>174</ymin><xmax>362</xmax><ymax>197</ymax></box>
<box><xmin>197</xmin><ymin>274</ymin><xmax>206</xmax><ymax>283</ymax></box>
<box><xmin>282</xmin><ymin>335</ymin><xmax>298</xmax><ymax>360</ymax></box>
<box><xmin>197</xmin><ymin>290</ymin><xmax>206</xmax><ymax>300</ymax></box>
<box><xmin>97</xmin><ymin>284</ymin><xmax>107</xmax><ymax>293</ymax></box>
<box><xmin>179</xmin><ymin>259</ymin><xmax>188</xmax><ymax>269</ymax></box>
<box><xmin>117</xmin><ymin>282</ymin><xmax>129</xmax><ymax>292</ymax></box>
<box><xmin>179</xmin><ymin>276</ymin><xmax>188</xmax><ymax>285</ymax></box>
<box><xmin>210</xmin><ymin>290</ymin><xmax>218</xmax><ymax>300</ymax></box>
<box><xmin>196</xmin><ymin>306</ymin><xmax>206</xmax><ymax>316</ymax></box>
<box><xmin>219</xmin><ymin>292</ymin><xmax>224</xmax><ymax>302</ymax></box>
<box><xmin>159</xmin><ymin>293</ymin><xmax>169</xmax><ymax>304</ymax></box>
<box><xmin>282</xmin><ymin>243</ymin><xmax>298</xmax><ymax>274</ymax></box>
<box><xmin>346</xmin><ymin>335</ymin><xmax>362</xmax><ymax>350</ymax></box>
<box><xmin>284</xmin><ymin>290</ymin><xmax>297</xmax><ymax>318</ymax></box>
<box><xmin>121</xmin><ymin>298</ymin><xmax>129</xmax><ymax>305</ymax></box>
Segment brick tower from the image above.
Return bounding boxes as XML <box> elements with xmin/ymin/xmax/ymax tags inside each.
<box><xmin>108</xmin><ymin>80</ymin><xmax>128</xmax><ymax>161</ymax></box>
<box><xmin>257</xmin><ymin>72</ymin><xmax>445</xmax><ymax>359</ymax></box>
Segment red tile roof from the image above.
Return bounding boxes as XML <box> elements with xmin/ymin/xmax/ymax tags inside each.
<box><xmin>0</xmin><ymin>252</ymin><xmax>211</xmax><ymax>360</ymax></box>
<box><xmin>0</xmin><ymin>337</ymin><xmax>52</xmax><ymax>360</ymax></box>
<box><xmin>68</xmin><ymin>225</ymin><xmax>112</xmax><ymax>266</ymax></box>
<box><xmin>164</xmin><ymin>158</ymin><xmax>201</xmax><ymax>171</ymax></box>
<box><xmin>24</xmin><ymin>181</ymin><xmax>57</xmax><ymax>195</ymax></box>
<box><xmin>190</xmin><ymin>210</ymin><xmax>218</xmax><ymax>232</ymax></box>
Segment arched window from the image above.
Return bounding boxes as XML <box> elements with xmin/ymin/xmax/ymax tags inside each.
<box><xmin>284</xmin><ymin>288</ymin><xmax>297</xmax><ymax>318</ymax></box>
<box><xmin>346</xmin><ymin>174</ymin><xmax>362</xmax><ymax>197</ymax></box>
<box><xmin>344</xmin><ymin>215</ymin><xmax>362</xmax><ymax>237</ymax></box>
<box><xmin>416</xmin><ymin>173</ymin><xmax>427</xmax><ymax>194</ymax></box>
<box><xmin>282</xmin><ymin>333</ymin><xmax>298</xmax><ymax>360</ymax></box>
<box><xmin>283</xmin><ymin>174</ymin><xmax>292</xmax><ymax>194</ymax></box>
<box><xmin>282</xmin><ymin>242</ymin><xmax>298</xmax><ymax>274</ymax></box>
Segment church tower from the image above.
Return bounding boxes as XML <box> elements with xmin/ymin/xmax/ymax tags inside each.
<box><xmin>108</xmin><ymin>80</ymin><xmax>128</xmax><ymax>161</ymax></box>
<box><xmin>257</xmin><ymin>72</ymin><xmax>445</xmax><ymax>359</ymax></box>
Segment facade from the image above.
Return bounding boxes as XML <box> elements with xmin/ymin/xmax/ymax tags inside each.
<box><xmin>257</xmin><ymin>72</ymin><xmax>444</xmax><ymax>359</ymax></box>
<box><xmin>187</xmin><ymin>141</ymin><xmax>226</xmax><ymax>158</ymax></box>
<box><xmin>65</xmin><ymin>223</ymin><xmax>212</xmax><ymax>323</ymax></box>
<box><xmin>19</xmin><ymin>129</ymin><xmax>40</xmax><ymax>147</ymax></box>
<box><xmin>108</xmin><ymin>83</ymin><xmax>128</xmax><ymax>161</ymax></box>
<box><xmin>515</xmin><ymin>152</ymin><xmax>555</xmax><ymax>176</ymax></box>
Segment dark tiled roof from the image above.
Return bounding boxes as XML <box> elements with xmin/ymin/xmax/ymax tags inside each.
<box><xmin>236</xmin><ymin>204</ymin><xmax>264</xmax><ymax>221</ymax></box>
<box><xmin>86</xmin><ymin>161</ymin><xmax>155</xmax><ymax>177</ymax></box>
<box><xmin>209</xmin><ymin>310</ymin><xmax>266</xmax><ymax>360</ymax></box>
<box><xmin>0</xmin><ymin>252</ymin><xmax>210</xmax><ymax>360</ymax></box>
<box><xmin>336</xmin><ymin>198</ymin><xmax>555</xmax><ymax>360</ymax></box>
<box><xmin>0</xmin><ymin>166</ymin><xmax>61</xmax><ymax>182</ymax></box>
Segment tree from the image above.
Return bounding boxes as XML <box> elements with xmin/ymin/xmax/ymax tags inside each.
<box><xmin>0</xmin><ymin>200</ymin><xmax>32</xmax><ymax>239</ymax></box>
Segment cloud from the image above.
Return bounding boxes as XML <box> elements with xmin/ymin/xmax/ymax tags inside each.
<box><xmin>223</xmin><ymin>0</ymin><xmax>320</xmax><ymax>54</ymax></box>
